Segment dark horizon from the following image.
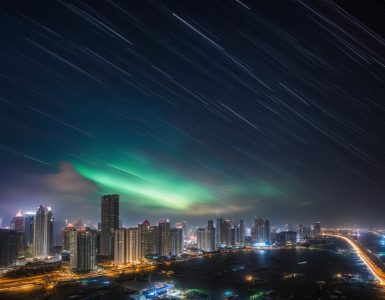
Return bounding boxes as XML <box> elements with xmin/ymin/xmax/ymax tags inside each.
<box><xmin>1</xmin><ymin>0</ymin><xmax>385</xmax><ymax>227</ymax></box>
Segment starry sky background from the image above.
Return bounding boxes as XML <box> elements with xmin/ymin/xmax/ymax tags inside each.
<box><xmin>1</xmin><ymin>0</ymin><xmax>385</xmax><ymax>227</ymax></box>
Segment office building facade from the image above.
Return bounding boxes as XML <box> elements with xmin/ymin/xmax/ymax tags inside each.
<box><xmin>12</xmin><ymin>211</ymin><xmax>25</xmax><ymax>257</ymax></box>
<box><xmin>216</xmin><ymin>218</ymin><xmax>233</xmax><ymax>247</ymax></box>
<box><xmin>158</xmin><ymin>220</ymin><xmax>171</xmax><ymax>257</ymax></box>
<box><xmin>252</xmin><ymin>217</ymin><xmax>270</xmax><ymax>245</ymax></box>
<box><xmin>100</xmin><ymin>194</ymin><xmax>119</xmax><ymax>258</ymax></box>
<box><xmin>33</xmin><ymin>205</ymin><xmax>54</xmax><ymax>257</ymax></box>
<box><xmin>138</xmin><ymin>220</ymin><xmax>158</xmax><ymax>258</ymax></box>
<box><xmin>0</xmin><ymin>229</ymin><xmax>18</xmax><ymax>266</ymax></box>
<box><xmin>62</xmin><ymin>225</ymin><xmax>77</xmax><ymax>252</ymax></box>
<box><xmin>114</xmin><ymin>227</ymin><xmax>141</xmax><ymax>264</ymax></box>
<box><xmin>313</xmin><ymin>222</ymin><xmax>321</xmax><ymax>237</ymax></box>
<box><xmin>170</xmin><ymin>227</ymin><xmax>183</xmax><ymax>256</ymax></box>
<box><xmin>197</xmin><ymin>226</ymin><xmax>215</xmax><ymax>251</ymax></box>
<box><xmin>69</xmin><ymin>228</ymin><xmax>97</xmax><ymax>272</ymax></box>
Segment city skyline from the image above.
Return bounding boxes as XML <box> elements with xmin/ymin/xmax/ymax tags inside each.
<box><xmin>0</xmin><ymin>191</ymin><xmax>325</xmax><ymax>275</ymax></box>
<box><xmin>1</xmin><ymin>195</ymin><xmax>383</xmax><ymax>299</ymax></box>
<box><xmin>1</xmin><ymin>200</ymin><xmax>323</xmax><ymax>231</ymax></box>
<box><xmin>1</xmin><ymin>1</ymin><xmax>385</xmax><ymax>298</ymax></box>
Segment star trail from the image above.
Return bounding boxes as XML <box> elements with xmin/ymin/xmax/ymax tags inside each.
<box><xmin>0</xmin><ymin>0</ymin><xmax>385</xmax><ymax>226</ymax></box>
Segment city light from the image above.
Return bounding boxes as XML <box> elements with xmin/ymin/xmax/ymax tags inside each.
<box><xmin>324</xmin><ymin>233</ymin><xmax>385</xmax><ymax>285</ymax></box>
<box><xmin>0</xmin><ymin>1</ymin><xmax>384</xmax><ymax>299</ymax></box>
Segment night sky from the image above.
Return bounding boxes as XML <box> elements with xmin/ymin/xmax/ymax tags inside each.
<box><xmin>1</xmin><ymin>0</ymin><xmax>385</xmax><ymax>227</ymax></box>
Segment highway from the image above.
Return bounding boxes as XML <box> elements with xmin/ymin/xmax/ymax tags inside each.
<box><xmin>0</xmin><ymin>252</ymin><xmax>222</xmax><ymax>293</ymax></box>
<box><xmin>324</xmin><ymin>233</ymin><xmax>385</xmax><ymax>285</ymax></box>
<box><xmin>0</xmin><ymin>263</ymin><xmax>156</xmax><ymax>292</ymax></box>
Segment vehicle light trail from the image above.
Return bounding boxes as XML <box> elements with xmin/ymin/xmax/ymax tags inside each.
<box><xmin>324</xmin><ymin>233</ymin><xmax>385</xmax><ymax>285</ymax></box>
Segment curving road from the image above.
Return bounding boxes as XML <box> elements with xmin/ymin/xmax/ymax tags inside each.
<box><xmin>324</xmin><ymin>233</ymin><xmax>385</xmax><ymax>285</ymax></box>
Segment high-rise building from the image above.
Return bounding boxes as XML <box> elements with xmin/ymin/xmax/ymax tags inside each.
<box><xmin>215</xmin><ymin>218</ymin><xmax>222</xmax><ymax>246</ymax></box>
<box><xmin>263</xmin><ymin>219</ymin><xmax>270</xmax><ymax>244</ymax></box>
<box><xmin>197</xmin><ymin>226</ymin><xmax>215</xmax><ymax>251</ymax></box>
<box><xmin>96</xmin><ymin>223</ymin><xmax>101</xmax><ymax>255</ymax></box>
<box><xmin>252</xmin><ymin>218</ymin><xmax>270</xmax><ymax>244</ymax></box>
<box><xmin>33</xmin><ymin>205</ymin><xmax>54</xmax><ymax>257</ymax></box>
<box><xmin>216</xmin><ymin>218</ymin><xmax>232</xmax><ymax>246</ymax></box>
<box><xmin>114</xmin><ymin>227</ymin><xmax>141</xmax><ymax>264</ymax></box>
<box><xmin>176</xmin><ymin>221</ymin><xmax>187</xmax><ymax>243</ymax></box>
<box><xmin>12</xmin><ymin>211</ymin><xmax>25</xmax><ymax>232</ymax></box>
<box><xmin>62</xmin><ymin>225</ymin><xmax>77</xmax><ymax>252</ymax></box>
<box><xmin>297</xmin><ymin>224</ymin><xmax>311</xmax><ymax>241</ymax></box>
<box><xmin>252</xmin><ymin>218</ymin><xmax>263</xmax><ymax>242</ymax></box>
<box><xmin>12</xmin><ymin>211</ymin><xmax>25</xmax><ymax>257</ymax></box>
<box><xmin>170</xmin><ymin>228</ymin><xmax>183</xmax><ymax>256</ymax></box>
<box><xmin>114</xmin><ymin>228</ymin><xmax>127</xmax><ymax>265</ymax></box>
<box><xmin>235</xmin><ymin>220</ymin><xmax>245</xmax><ymax>245</ymax></box>
<box><xmin>69</xmin><ymin>228</ymin><xmax>97</xmax><ymax>272</ymax></box>
<box><xmin>100</xmin><ymin>194</ymin><xmax>119</xmax><ymax>258</ymax></box>
<box><xmin>0</xmin><ymin>229</ymin><xmax>18</xmax><ymax>266</ymax></box>
<box><xmin>231</xmin><ymin>226</ymin><xmax>236</xmax><ymax>246</ymax></box>
<box><xmin>313</xmin><ymin>222</ymin><xmax>321</xmax><ymax>237</ymax></box>
<box><xmin>272</xmin><ymin>231</ymin><xmax>297</xmax><ymax>245</ymax></box>
<box><xmin>158</xmin><ymin>220</ymin><xmax>170</xmax><ymax>256</ymax></box>
<box><xmin>208</xmin><ymin>220</ymin><xmax>214</xmax><ymax>230</ymax></box>
<box><xmin>127</xmin><ymin>228</ymin><xmax>140</xmax><ymax>263</ymax></box>
<box><xmin>24</xmin><ymin>212</ymin><xmax>34</xmax><ymax>247</ymax></box>
<box><xmin>138</xmin><ymin>220</ymin><xmax>158</xmax><ymax>259</ymax></box>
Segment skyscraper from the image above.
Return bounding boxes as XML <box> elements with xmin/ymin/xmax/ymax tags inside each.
<box><xmin>176</xmin><ymin>221</ymin><xmax>187</xmax><ymax>243</ymax></box>
<box><xmin>12</xmin><ymin>211</ymin><xmax>25</xmax><ymax>232</ymax></box>
<box><xmin>217</xmin><ymin>219</ymin><xmax>232</xmax><ymax>246</ymax></box>
<box><xmin>215</xmin><ymin>218</ymin><xmax>222</xmax><ymax>246</ymax></box>
<box><xmin>273</xmin><ymin>231</ymin><xmax>297</xmax><ymax>245</ymax></box>
<box><xmin>197</xmin><ymin>226</ymin><xmax>215</xmax><ymax>251</ymax></box>
<box><xmin>235</xmin><ymin>220</ymin><xmax>245</xmax><ymax>245</ymax></box>
<box><xmin>33</xmin><ymin>205</ymin><xmax>54</xmax><ymax>257</ymax></box>
<box><xmin>208</xmin><ymin>220</ymin><xmax>214</xmax><ymax>230</ymax></box>
<box><xmin>138</xmin><ymin>220</ymin><xmax>157</xmax><ymax>259</ymax></box>
<box><xmin>114</xmin><ymin>228</ymin><xmax>127</xmax><ymax>265</ymax></box>
<box><xmin>313</xmin><ymin>222</ymin><xmax>321</xmax><ymax>237</ymax></box>
<box><xmin>210</xmin><ymin>218</ymin><xmax>234</xmax><ymax>246</ymax></box>
<box><xmin>69</xmin><ymin>227</ymin><xmax>97</xmax><ymax>272</ymax></box>
<box><xmin>62</xmin><ymin>225</ymin><xmax>77</xmax><ymax>252</ymax></box>
<box><xmin>100</xmin><ymin>194</ymin><xmax>119</xmax><ymax>258</ymax></box>
<box><xmin>231</xmin><ymin>225</ymin><xmax>236</xmax><ymax>246</ymax></box>
<box><xmin>297</xmin><ymin>224</ymin><xmax>311</xmax><ymax>241</ymax></box>
<box><xmin>263</xmin><ymin>219</ymin><xmax>270</xmax><ymax>244</ymax></box>
<box><xmin>24</xmin><ymin>212</ymin><xmax>34</xmax><ymax>247</ymax></box>
<box><xmin>114</xmin><ymin>227</ymin><xmax>141</xmax><ymax>264</ymax></box>
<box><xmin>170</xmin><ymin>227</ymin><xmax>183</xmax><ymax>256</ymax></box>
<box><xmin>158</xmin><ymin>219</ymin><xmax>170</xmax><ymax>257</ymax></box>
<box><xmin>252</xmin><ymin>217</ymin><xmax>270</xmax><ymax>244</ymax></box>
<box><xmin>12</xmin><ymin>211</ymin><xmax>25</xmax><ymax>257</ymax></box>
<box><xmin>127</xmin><ymin>228</ymin><xmax>140</xmax><ymax>263</ymax></box>
<box><xmin>0</xmin><ymin>229</ymin><xmax>18</xmax><ymax>266</ymax></box>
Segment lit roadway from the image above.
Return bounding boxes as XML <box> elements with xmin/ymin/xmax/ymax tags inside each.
<box><xmin>0</xmin><ymin>263</ymin><xmax>156</xmax><ymax>292</ymax></box>
<box><xmin>324</xmin><ymin>233</ymin><xmax>385</xmax><ymax>285</ymax></box>
<box><xmin>0</xmin><ymin>252</ymin><xmax>225</xmax><ymax>293</ymax></box>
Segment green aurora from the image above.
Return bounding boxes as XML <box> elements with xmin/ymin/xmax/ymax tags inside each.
<box><xmin>73</xmin><ymin>158</ymin><xmax>284</xmax><ymax>213</ymax></box>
